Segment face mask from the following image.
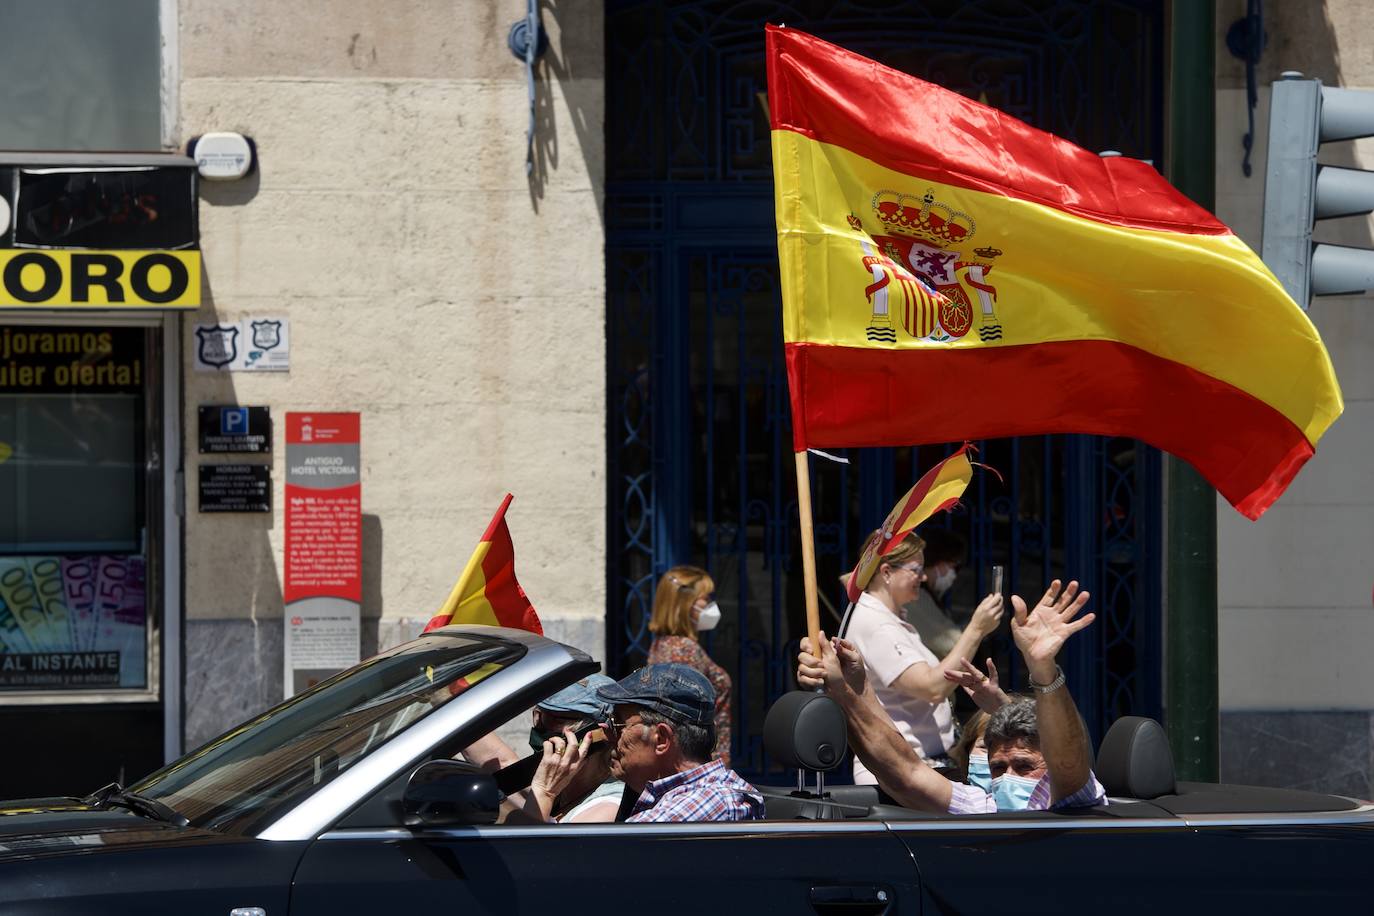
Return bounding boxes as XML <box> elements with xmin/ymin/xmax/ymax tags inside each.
<box><xmin>991</xmin><ymin>773</ymin><xmax>1040</xmax><ymax>811</ymax></box>
<box><xmin>695</xmin><ymin>601</ymin><xmax>722</xmax><ymax>631</ymax></box>
<box><xmin>966</xmin><ymin>752</ymin><xmax>991</xmax><ymax>793</ymax></box>
<box><xmin>931</xmin><ymin>567</ymin><xmax>957</xmax><ymax>598</ymax></box>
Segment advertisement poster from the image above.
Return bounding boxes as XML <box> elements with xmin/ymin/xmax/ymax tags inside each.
<box><xmin>0</xmin><ymin>554</ymin><xmax>147</xmax><ymax>690</ymax></box>
<box><xmin>283</xmin><ymin>412</ymin><xmax>360</xmax><ymax>697</ymax></box>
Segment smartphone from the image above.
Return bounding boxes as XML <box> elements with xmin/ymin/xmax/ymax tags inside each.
<box><xmin>991</xmin><ymin>564</ymin><xmax>1005</xmax><ymax>596</ymax></box>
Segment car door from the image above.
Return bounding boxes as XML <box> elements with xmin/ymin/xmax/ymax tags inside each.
<box><xmin>289</xmin><ymin>818</ymin><xmax>922</xmax><ymax>916</ymax></box>
<box><xmin>890</xmin><ymin>804</ymin><xmax>1199</xmax><ymax>913</ymax></box>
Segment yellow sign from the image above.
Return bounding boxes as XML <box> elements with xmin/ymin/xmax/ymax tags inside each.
<box><xmin>0</xmin><ymin>250</ymin><xmax>200</xmax><ymax>309</ymax></box>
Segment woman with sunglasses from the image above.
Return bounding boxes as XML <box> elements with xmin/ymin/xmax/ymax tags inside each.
<box><xmin>843</xmin><ymin>529</ymin><xmax>1004</xmax><ymax>786</ymax></box>
<box><xmin>645</xmin><ymin>565</ymin><xmax>732</xmax><ymax>765</ymax></box>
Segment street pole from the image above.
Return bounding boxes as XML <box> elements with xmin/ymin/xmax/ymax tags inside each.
<box><xmin>1164</xmin><ymin>1</ymin><xmax>1219</xmax><ymax>782</ymax></box>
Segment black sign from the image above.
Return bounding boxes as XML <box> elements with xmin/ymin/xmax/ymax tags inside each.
<box><xmin>199</xmin><ymin>405</ymin><xmax>272</xmax><ymax>454</ymax></box>
<box><xmin>199</xmin><ymin>464</ymin><xmax>272</xmax><ymax>513</ymax></box>
<box><xmin>13</xmin><ymin>167</ymin><xmax>197</xmax><ymax>250</ymax></box>
<box><xmin>0</xmin><ymin>651</ymin><xmax>121</xmax><ymax>688</ymax></box>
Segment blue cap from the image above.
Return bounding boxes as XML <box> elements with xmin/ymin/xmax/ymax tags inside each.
<box><xmin>596</xmin><ymin>664</ymin><xmax>715</xmax><ymax>727</ymax></box>
<box><xmin>537</xmin><ymin>674</ymin><xmax>617</xmax><ymax>721</ymax></box>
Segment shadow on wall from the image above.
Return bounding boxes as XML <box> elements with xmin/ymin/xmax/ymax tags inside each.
<box><xmin>182</xmin><ymin>248</ymin><xmax>289</xmax><ymax>750</ymax></box>
<box><xmin>361</xmin><ymin>512</ymin><xmax>384</xmax><ymax>656</ymax></box>
<box><xmin>527</xmin><ymin>0</ymin><xmax>605</xmax><ymax>223</ymax></box>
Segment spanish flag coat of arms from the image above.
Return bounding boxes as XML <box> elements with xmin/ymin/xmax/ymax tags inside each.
<box><xmin>767</xmin><ymin>26</ymin><xmax>1341</xmax><ymax>520</ymax></box>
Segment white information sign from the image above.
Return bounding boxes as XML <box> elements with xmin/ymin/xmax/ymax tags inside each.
<box><xmin>284</xmin><ymin>598</ymin><xmax>360</xmax><ymax>697</ymax></box>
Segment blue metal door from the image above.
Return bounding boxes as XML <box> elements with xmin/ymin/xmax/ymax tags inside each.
<box><xmin>607</xmin><ymin>0</ymin><xmax>1165</xmax><ymax>781</ymax></box>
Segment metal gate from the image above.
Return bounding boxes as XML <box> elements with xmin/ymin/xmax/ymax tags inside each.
<box><xmin>607</xmin><ymin>0</ymin><xmax>1165</xmax><ymax>781</ymax></box>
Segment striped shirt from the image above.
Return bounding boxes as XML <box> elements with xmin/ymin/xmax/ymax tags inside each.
<box><xmin>947</xmin><ymin>772</ymin><xmax>1107</xmax><ymax>815</ymax></box>
<box><xmin>626</xmin><ymin>759</ymin><xmax>765</xmax><ymax>823</ymax></box>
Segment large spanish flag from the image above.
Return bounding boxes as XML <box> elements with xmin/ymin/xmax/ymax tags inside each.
<box><xmin>423</xmin><ymin>493</ymin><xmax>543</xmax><ymax>634</ymax></box>
<box><xmin>767</xmin><ymin>26</ymin><xmax>1342</xmax><ymax>520</ymax></box>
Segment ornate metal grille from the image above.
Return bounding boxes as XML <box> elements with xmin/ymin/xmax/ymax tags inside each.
<box><xmin>607</xmin><ymin>0</ymin><xmax>1164</xmax><ymax>781</ymax></box>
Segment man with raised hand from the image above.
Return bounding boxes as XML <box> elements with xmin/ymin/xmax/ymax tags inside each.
<box><xmin>798</xmin><ymin>580</ymin><xmax>1106</xmax><ymax>814</ymax></box>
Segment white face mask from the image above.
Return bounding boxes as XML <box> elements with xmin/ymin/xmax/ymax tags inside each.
<box><xmin>695</xmin><ymin>601</ymin><xmax>722</xmax><ymax>631</ymax></box>
<box><xmin>931</xmin><ymin>566</ymin><xmax>957</xmax><ymax>598</ymax></box>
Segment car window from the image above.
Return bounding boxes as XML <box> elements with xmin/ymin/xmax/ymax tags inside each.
<box><xmin>130</xmin><ymin>632</ymin><xmax>524</xmax><ymax>835</ymax></box>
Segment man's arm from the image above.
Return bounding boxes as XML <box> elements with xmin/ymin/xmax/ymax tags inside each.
<box><xmin>798</xmin><ymin>632</ymin><xmax>952</xmax><ymax>814</ymax></box>
<box><xmin>1011</xmin><ymin>580</ymin><xmax>1095</xmax><ymax>803</ymax></box>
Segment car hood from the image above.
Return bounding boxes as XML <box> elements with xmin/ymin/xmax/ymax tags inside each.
<box><xmin>0</xmin><ymin>798</ymin><xmax>229</xmax><ymax>863</ymax></box>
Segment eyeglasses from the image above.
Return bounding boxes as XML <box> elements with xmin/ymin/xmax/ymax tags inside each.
<box><xmin>602</xmin><ymin>715</ymin><xmax>648</xmax><ymax>739</ymax></box>
<box><xmin>894</xmin><ymin>563</ymin><xmax>924</xmax><ymax>577</ymax></box>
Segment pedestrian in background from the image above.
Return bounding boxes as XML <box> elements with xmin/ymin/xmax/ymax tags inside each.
<box><xmin>647</xmin><ymin>565</ymin><xmax>732</xmax><ymax>765</ymax></box>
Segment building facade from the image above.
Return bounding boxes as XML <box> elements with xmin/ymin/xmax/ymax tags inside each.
<box><xmin>0</xmin><ymin>0</ymin><xmax>1367</xmax><ymax>798</ymax></box>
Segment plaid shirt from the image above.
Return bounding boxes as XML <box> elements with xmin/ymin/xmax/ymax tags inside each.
<box><xmin>627</xmin><ymin>759</ymin><xmax>766</xmax><ymax>822</ymax></box>
<box><xmin>948</xmin><ymin>771</ymin><xmax>1107</xmax><ymax>815</ymax></box>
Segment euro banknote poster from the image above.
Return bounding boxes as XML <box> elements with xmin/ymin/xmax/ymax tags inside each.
<box><xmin>0</xmin><ymin>554</ymin><xmax>147</xmax><ymax>690</ymax></box>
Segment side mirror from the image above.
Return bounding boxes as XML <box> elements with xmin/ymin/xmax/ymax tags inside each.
<box><xmin>403</xmin><ymin>760</ymin><xmax>504</xmax><ymax>827</ymax></box>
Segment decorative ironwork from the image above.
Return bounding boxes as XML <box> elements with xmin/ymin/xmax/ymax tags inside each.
<box><xmin>607</xmin><ymin>0</ymin><xmax>1165</xmax><ymax>781</ymax></box>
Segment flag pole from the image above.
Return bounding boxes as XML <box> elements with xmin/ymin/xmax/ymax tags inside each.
<box><xmin>794</xmin><ymin>450</ymin><xmax>821</xmax><ymax>653</ymax></box>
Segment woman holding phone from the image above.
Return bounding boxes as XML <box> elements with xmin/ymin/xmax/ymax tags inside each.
<box><xmin>843</xmin><ymin>528</ymin><xmax>1005</xmax><ymax>784</ymax></box>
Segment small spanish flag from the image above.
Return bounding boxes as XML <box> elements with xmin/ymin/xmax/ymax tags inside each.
<box><xmin>768</xmin><ymin>26</ymin><xmax>1342</xmax><ymax>520</ymax></box>
<box><xmin>845</xmin><ymin>446</ymin><xmax>973</xmax><ymax>601</ymax></box>
<box><xmin>423</xmin><ymin>493</ymin><xmax>543</xmax><ymax>635</ymax></box>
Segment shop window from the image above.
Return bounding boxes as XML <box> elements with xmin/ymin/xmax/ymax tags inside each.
<box><xmin>0</xmin><ymin>0</ymin><xmax>161</xmax><ymax>151</ymax></box>
<box><xmin>0</xmin><ymin>325</ymin><xmax>154</xmax><ymax>691</ymax></box>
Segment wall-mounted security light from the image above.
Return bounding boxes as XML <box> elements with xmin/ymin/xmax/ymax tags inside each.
<box><xmin>187</xmin><ymin>132</ymin><xmax>257</xmax><ymax>181</ymax></box>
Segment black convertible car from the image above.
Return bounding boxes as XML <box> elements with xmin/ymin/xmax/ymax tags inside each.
<box><xmin>3</xmin><ymin>626</ymin><xmax>1372</xmax><ymax>914</ymax></box>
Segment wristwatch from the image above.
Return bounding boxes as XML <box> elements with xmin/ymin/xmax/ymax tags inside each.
<box><xmin>1029</xmin><ymin>664</ymin><xmax>1066</xmax><ymax>695</ymax></box>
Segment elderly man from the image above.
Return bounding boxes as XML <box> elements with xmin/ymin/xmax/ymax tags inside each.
<box><xmin>799</xmin><ymin>579</ymin><xmax>1106</xmax><ymax>814</ymax></box>
<box><xmin>595</xmin><ymin>664</ymin><xmax>764</xmax><ymax>822</ymax></box>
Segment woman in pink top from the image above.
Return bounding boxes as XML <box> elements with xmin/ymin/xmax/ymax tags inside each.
<box><xmin>646</xmin><ymin>565</ymin><xmax>732</xmax><ymax>765</ymax></box>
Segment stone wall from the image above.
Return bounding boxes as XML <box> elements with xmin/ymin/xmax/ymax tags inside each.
<box><xmin>1214</xmin><ymin>0</ymin><xmax>1374</xmax><ymax>796</ymax></box>
<box><xmin>177</xmin><ymin>0</ymin><xmax>606</xmax><ymax>748</ymax></box>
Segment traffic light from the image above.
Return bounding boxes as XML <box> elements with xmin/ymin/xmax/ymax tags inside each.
<box><xmin>1261</xmin><ymin>71</ymin><xmax>1374</xmax><ymax>308</ymax></box>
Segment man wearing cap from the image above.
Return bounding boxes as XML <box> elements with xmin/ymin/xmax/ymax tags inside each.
<box><xmin>596</xmin><ymin>664</ymin><xmax>764</xmax><ymax>822</ymax></box>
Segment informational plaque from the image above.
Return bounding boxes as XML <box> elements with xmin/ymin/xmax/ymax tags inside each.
<box><xmin>198</xmin><ymin>464</ymin><xmax>271</xmax><ymax>513</ymax></box>
<box><xmin>198</xmin><ymin>404</ymin><xmax>272</xmax><ymax>454</ymax></box>
<box><xmin>283</xmin><ymin>412</ymin><xmax>361</xmax><ymax>697</ymax></box>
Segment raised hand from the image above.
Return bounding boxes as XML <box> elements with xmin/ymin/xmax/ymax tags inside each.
<box><xmin>1010</xmin><ymin>579</ymin><xmax>1094</xmax><ymax>681</ymax></box>
<box><xmin>530</xmin><ymin>727</ymin><xmax>592</xmax><ymax>818</ymax></box>
<box><xmin>798</xmin><ymin>630</ymin><xmax>868</xmax><ymax>697</ymax></box>
<box><xmin>942</xmin><ymin>656</ymin><xmax>1010</xmax><ymax>713</ymax></box>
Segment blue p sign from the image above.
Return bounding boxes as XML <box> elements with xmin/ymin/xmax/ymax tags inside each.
<box><xmin>222</xmin><ymin>407</ymin><xmax>249</xmax><ymax>436</ymax></box>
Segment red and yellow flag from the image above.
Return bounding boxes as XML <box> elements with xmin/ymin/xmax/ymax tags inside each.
<box><xmin>845</xmin><ymin>446</ymin><xmax>973</xmax><ymax>602</ymax></box>
<box><xmin>423</xmin><ymin>493</ymin><xmax>543</xmax><ymax>635</ymax></box>
<box><xmin>767</xmin><ymin>26</ymin><xmax>1342</xmax><ymax>520</ymax></box>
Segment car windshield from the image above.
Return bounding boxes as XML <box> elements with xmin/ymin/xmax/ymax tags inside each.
<box><xmin>130</xmin><ymin>632</ymin><xmax>524</xmax><ymax>835</ymax></box>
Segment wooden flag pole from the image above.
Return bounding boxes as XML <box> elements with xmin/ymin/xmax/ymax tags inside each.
<box><xmin>794</xmin><ymin>450</ymin><xmax>821</xmax><ymax>653</ymax></box>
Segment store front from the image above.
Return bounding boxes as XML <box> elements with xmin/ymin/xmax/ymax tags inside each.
<box><xmin>0</xmin><ymin>154</ymin><xmax>195</xmax><ymax>796</ymax></box>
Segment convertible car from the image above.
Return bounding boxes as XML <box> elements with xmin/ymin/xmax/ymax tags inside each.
<box><xmin>2</xmin><ymin>626</ymin><xmax>1372</xmax><ymax>914</ymax></box>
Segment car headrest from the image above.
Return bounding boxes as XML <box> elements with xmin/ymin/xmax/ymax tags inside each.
<box><xmin>764</xmin><ymin>691</ymin><xmax>848</xmax><ymax>772</ymax></box>
<box><xmin>1096</xmin><ymin>716</ymin><xmax>1176</xmax><ymax>799</ymax></box>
